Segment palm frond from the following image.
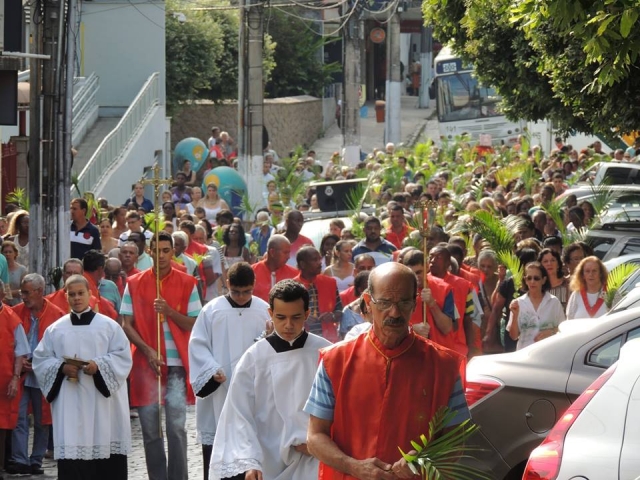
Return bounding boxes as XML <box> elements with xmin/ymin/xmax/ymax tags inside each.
<box><xmin>563</xmin><ymin>226</ymin><xmax>589</xmax><ymax>246</ymax></box>
<box><xmin>469</xmin><ymin>178</ymin><xmax>485</xmax><ymax>203</ymax></box>
<box><xmin>541</xmin><ymin>198</ymin><xmax>566</xmax><ymax>236</ymax></box>
<box><xmin>588</xmin><ymin>182</ymin><xmax>618</xmax><ymax>218</ymax></box>
<box><xmin>398</xmin><ymin>406</ymin><xmax>491</xmax><ymax>480</ymax></box>
<box><xmin>456</xmin><ymin>210</ymin><xmax>524</xmax><ymax>254</ymax></box>
<box><xmin>345</xmin><ymin>182</ymin><xmax>367</xmax><ymax>214</ymax></box>
<box><xmin>143</xmin><ymin>212</ymin><xmax>165</xmax><ymax>234</ymax></box>
<box><xmin>605</xmin><ymin>263</ymin><xmax>640</xmax><ymax>308</ymax></box>
<box><xmin>5</xmin><ymin>188</ymin><xmax>30</xmax><ymax>211</ymax></box>
<box><xmin>233</xmin><ymin>189</ymin><xmax>259</xmax><ymax>220</ymax></box>
<box><xmin>497</xmin><ymin>250</ymin><xmax>523</xmax><ymax>292</ymax></box>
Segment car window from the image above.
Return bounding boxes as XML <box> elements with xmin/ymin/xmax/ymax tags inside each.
<box><xmin>588</xmin><ymin>236</ymin><xmax>616</xmax><ymax>260</ymax></box>
<box><xmin>620</xmin><ymin>239</ymin><xmax>640</xmax><ymax>256</ymax></box>
<box><xmin>588</xmin><ymin>327</ymin><xmax>640</xmax><ymax>368</ymax></box>
<box><xmin>604</xmin><ymin>167</ymin><xmax>636</xmax><ymax>185</ymax></box>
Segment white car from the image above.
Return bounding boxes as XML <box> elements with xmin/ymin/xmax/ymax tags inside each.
<box><xmin>523</xmin><ymin>338</ymin><xmax>640</xmax><ymax>479</ymax></box>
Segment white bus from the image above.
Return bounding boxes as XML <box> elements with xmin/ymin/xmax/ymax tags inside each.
<box><xmin>433</xmin><ymin>46</ymin><xmax>525</xmax><ymax>145</ymax></box>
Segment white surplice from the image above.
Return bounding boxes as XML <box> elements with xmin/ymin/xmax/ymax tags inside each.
<box><xmin>188</xmin><ymin>295</ymin><xmax>270</xmax><ymax>445</ymax></box>
<box><xmin>32</xmin><ymin>313</ymin><xmax>132</xmax><ymax>460</ymax></box>
<box><xmin>210</xmin><ymin>332</ymin><xmax>331</xmax><ymax>480</ymax></box>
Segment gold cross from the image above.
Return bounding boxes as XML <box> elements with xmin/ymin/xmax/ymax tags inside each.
<box><xmin>139</xmin><ymin>163</ymin><xmax>173</xmax><ymax>219</ymax></box>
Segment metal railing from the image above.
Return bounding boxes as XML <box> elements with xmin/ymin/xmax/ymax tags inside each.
<box><xmin>71</xmin><ymin>72</ymin><xmax>100</xmax><ymax>147</ymax></box>
<box><xmin>75</xmin><ymin>72</ymin><xmax>160</xmax><ymax>194</ymax></box>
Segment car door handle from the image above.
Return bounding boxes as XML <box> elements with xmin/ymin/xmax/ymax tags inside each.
<box><xmin>525</xmin><ymin>412</ymin><xmax>533</xmax><ymax>418</ymax></box>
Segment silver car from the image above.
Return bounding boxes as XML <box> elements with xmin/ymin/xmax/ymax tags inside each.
<box><xmin>462</xmin><ymin>306</ymin><xmax>640</xmax><ymax>479</ymax></box>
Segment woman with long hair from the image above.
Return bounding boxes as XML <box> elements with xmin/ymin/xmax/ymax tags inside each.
<box><xmin>507</xmin><ymin>262</ymin><xmax>565</xmax><ymax>350</ymax></box>
<box><xmin>566</xmin><ymin>256</ymin><xmax>609</xmax><ymax>320</ymax></box>
<box><xmin>199</xmin><ymin>184</ymin><xmax>230</xmax><ymax>224</ymax></box>
<box><xmin>221</xmin><ymin>223</ymin><xmax>253</xmax><ymax>266</ymax></box>
<box><xmin>562</xmin><ymin>243</ymin><xmax>586</xmax><ymax>277</ymax></box>
<box><xmin>1</xmin><ymin>240</ymin><xmax>27</xmax><ymax>306</ymax></box>
<box><xmin>476</xmin><ymin>249</ymin><xmax>500</xmax><ymax>341</ymax></box>
<box><xmin>319</xmin><ymin>234</ymin><xmax>339</xmax><ymax>270</ymax></box>
<box><xmin>99</xmin><ymin>216</ymin><xmax>119</xmax><ymax>254</ymax></box>
<box><xmin>323</xmin><ymin>240</ymin><xmax>355</xmax><ymax>292</ymax></box>
<box><xmin>182</xmin><ymin>160</ymin><xmax>198</xmax><ymax>187</ymax></box>
<box><xmin>538</xmin><ymin>248</ymin><xmax>569</xmax><ymax>310</ymax></box>
<box><xmin>111</xmin><ymin>206</ymin><xmax>128</xmax><ymax>239</ymax></box>
<box><xmin>6</xmin><ymin>210</ymin><xmax>29</xmax><ymax>267</ymax></box>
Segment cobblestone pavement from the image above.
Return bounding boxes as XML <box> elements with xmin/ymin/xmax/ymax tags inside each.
<box><xmin>6</xmin><ymin>406</ymin><xmax>204</xmax><ymax>480</ymax></box>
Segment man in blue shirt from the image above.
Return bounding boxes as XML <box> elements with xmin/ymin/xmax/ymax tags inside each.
<box><xmin>351</xmin><ymin>216</ymin><xmax>397</xmax><ymax>266</ymax></box>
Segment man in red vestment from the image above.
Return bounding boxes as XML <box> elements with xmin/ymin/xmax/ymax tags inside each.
<box><xmin>46</xmin><ymin>258</ymin><xmax>117</xmax><ymax>320</ymax></box>
<box><xmin>121</xmin><ymin>231</ymin><xmax>201</xmax><ymax>480</ymax></box>
<box><xmin>429</xmin><ymin>245</ymin><xmax>475</xmax><ymax>358</ymax></box>
<box><xmin>293</xmin><ymin>246</ymin><xmax>341</xmax><ymax>343</ymax></box>
<box><xmin>252</xmin><ymin>235</ymin><xmax>298</xmax><ymax>302</ymax></box>
<box><xmin>119</xmin><ymin>241</ymin><xmax>141</xmax><ymax>278</ymax></box>
<box><xmin>10</xmin><ymin>274</ymin><xmax>65</xmax><ymax>476</ymax></box>
<box><xmin>180</xmin><ymin>220</ymin><xmax>210</xmax><ymax>257</ymax></box>
<box><xmin>339</xmin><ymin>254</ymin><xmax>375</xmax><ymax>307</ymax></box>
<box><xmin>305</xmin><ymin>263</ymin><xmax>469</xmax><ymax>479</ymax></box>
<box><xmin>384</xmin><ymin>203</ymin><xmax>414</xmax><ymax>249</ymax></box>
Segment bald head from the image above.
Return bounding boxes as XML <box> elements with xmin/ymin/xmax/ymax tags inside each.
<box><xmin>368</xmin><ymin>262</ymin><xmax>417</xmax><ymax>298</ymax></box>
<box><xmin>267</xmin><ymin>234</ymin><xmax>291</xmax><ymax>250</ymax></box>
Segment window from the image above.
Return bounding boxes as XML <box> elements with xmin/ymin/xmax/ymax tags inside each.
<box><xmin>620</xmin><ymin>238</ymin><xmax>640</xmax><ymax>256</ymax></box>
<box><xmin>588</xmin><ymin>236</ymin><xmax>615</xmax><ymax>260</ymax></box>
<box><xmin>588</xmin><ymin>326</ymin><xmax>640</xmax><ymax>368</ymax></box>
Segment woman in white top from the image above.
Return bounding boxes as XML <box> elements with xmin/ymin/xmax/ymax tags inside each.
<box><xmin>566</xmin><ymin>256</ymin><xmax>609</xmax><ymax>320</ymax></box>
<box><xmin>323</xmin><ymin>240</ymin><xmax>355</xmax><ymax>292</ymax></box>
<box><xmin>186</xmin><ymin>186</ymin><xmax>203</xmax><ymax>215</ymax></box>
<box><xmin>199</xmin><ymin>183</ymin><xmax>230</xmax><ymax>224</ymax></box>
<box><xmin>508</xmin><ymin>262</ymin><xmax>565</xmax><ymax>350</ymax></box>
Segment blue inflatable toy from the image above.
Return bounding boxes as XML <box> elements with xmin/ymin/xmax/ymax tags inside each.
<box><xmin>173</xmin><ymin>138</ymin><xmax>208</xmax><ymax>175</ymax></box>
<box><xmin>202</xmin><ymin>167</ymin><xmax>247</xmax><ymax>219</ymax></box>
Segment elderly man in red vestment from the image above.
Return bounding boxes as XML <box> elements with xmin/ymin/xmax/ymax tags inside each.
<box><xmin>305</xmin><ymin>263</ymin><xmax>469</xmax><ymax>480</ymax></box>
<box><xmin>252</xmin><ymin>235</ymin><xmax>298</xmax><ymax>302</ymax></box>
<box><xmin>10</xmin><ymin>274</ymin><xmax>65</xmax><ymax>476</ymax></box>
<box><xmin>293</xmin><ymin>246</ymin><xmax>341</xmax><ymax>343</ymax></box>
<box><xmin>121</xmin><ymin>231</ymin><xmax>201</xmax><ymax>480</ymax></box>
<box><xmin>0</xmin><ymin>282</ymin><xmax>29</xmax><ymax>474</ymax></box>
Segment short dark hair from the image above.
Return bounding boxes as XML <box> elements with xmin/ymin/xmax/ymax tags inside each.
<box><xmin>227</xmin><ymin>262</ymin><xmax>255</xmax><ymax>287</ymax></box>
<box><xmin>82</xmin><ymin>249</ymin><xmax>106</xmax><ymax>272</ymax></box>
<box><xmin>445</xmin><ymin>244</ymin><xmax>464</xmax><ymax>264</ymax></box>
<box><xmin>538</xmin><ymin>248</ymin><xmax>564</xmax><ymax>280</ymax></box>
<box><xmin>72</xmin><ymin>198</ymin><xmax>88</xmax><ymax>212</ymax></box>
<box><xmin>150</xmin><ymin>231</ymin><xmax>174</xmax><ymax>248</ymax></box>
<box><xmin>216</xmin><ymin>210</ymin><xmax>234</xmax><ymax>225</ymax></box>
<box><xmin>296</xmin><ymin>245</ymin><xmax>319</xmax><ymax>267</ymax></box>
<box><xmin>354</xmin><ymin>271</ymin><xmax>370</xmax><ymax>296</ymax></box>
<box><xmin>179</xmin><ymin>220</ymin><xmax>196</xmax><ymax>235</ymax></box>
<box><xmin>542</xmin><ymin>236</ymin><xmax>562</xmax><ymax>249</ymax></box>
<box><xmin>269</xmin><ymin>279</ymin><xmax>310</xmax><ymax>311</ymax></box>
<box><xmin>401</xmin><ymin>249</ymin><xmax>423</xmax><ymax>268</ymax></box>
<box><xmin>363</xmin><ymin>216</ymin><xmax>381</xmax><ymax>228</ymax></box>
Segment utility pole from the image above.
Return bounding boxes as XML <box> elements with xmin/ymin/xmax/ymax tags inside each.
<box><xmin>384</xmin><ymin>12</ymin><xmax>401</xmax><ymax>145</ymax></box>
<box><xmin>418</xmin><ymin>25</ymin><xmax>432</xmax><ymax>108</ymax></box>
<box><xmin>342</xmin><ymin>4</ymin><xmax>362</xmax><ymax>165</ymax></box>
<box><xmin>238</xmin><ymin>0</ymin><xmax>264</xmax><ymax>217</ymax></box>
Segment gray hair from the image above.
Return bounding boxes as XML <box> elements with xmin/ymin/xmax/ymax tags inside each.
<box><xmin>172</xmin><ymin>230</ymin><xmax>190</xmax><ymax>246</ymax></box>
<box><xmin>22</xmin><ymin>273</ymin><xmax>45</xmax><ymax>291</ymax></box>
<box><xmin>477</xmin><ymin>249</ymin><xmax>498</xmax><ymax>266</ymax></box>
<box><xmin>63</xmin><ymin>258</ymin><xmax>84</xmax><ymax>273</ymax></box>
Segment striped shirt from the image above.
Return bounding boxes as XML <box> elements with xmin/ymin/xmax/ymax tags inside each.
<box><xmin>120</xmin><ymin>284</ymin><xmax>201</xmax><ymax>366</ymax></box>
<box><xmin>304</xmin><ymin>360</ymin><xmax>470</xmax><ymax>428</ymax></box>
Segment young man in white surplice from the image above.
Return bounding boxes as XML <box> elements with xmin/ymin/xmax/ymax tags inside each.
<box><xmin>188</xmin><ymin>262</ymin><xmax>271</xmax><ymax>480</ymax></box>
<box><xmin>210</xmin><ymin>279</ymin><xmax>332</xmax><ymax>480</ymax></box>
<box><xmin>33</xmin><ymin>275</ymin><xmax>132</xmax><ymax>480</ymax></box>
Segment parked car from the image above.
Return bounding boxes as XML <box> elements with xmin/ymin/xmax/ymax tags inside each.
<box><xmin>558</xmin><ymin>184</ymin><xmax>640</xmax><ymax>205</ymax></box>
<box><xmin>462</xmin><ymin>307</ymin><xmax>640</xmax><ymax>479</ymax></box>
<box><xmin>522</xmin><ymin>338</ymin><xmax>640</xmax><ymax>479</ymax></box>
<box><xmin>577</xmin><ymin>161</ymin><xmax>640</xmax><ymax>186</ymax></box>
<box><xmin>585</xmin><ymin>222</ymin><xmax>640</xmax><ymax>261</ymax></box>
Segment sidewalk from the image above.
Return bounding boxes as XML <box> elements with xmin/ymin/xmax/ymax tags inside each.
<box><xmin>310</xmin><ymin>95</ymin><xmax>440</xmax><ymax>162</ymax></box>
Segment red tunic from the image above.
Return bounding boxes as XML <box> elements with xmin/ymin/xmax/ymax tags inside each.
<box><xmin>126</xmin><ymin>268</ymin><xmax>197</xmax><ymax>407</ymax></box>
<box><xmin>441</xmin><ymin>272</ymin><xmax>473</xmax><ymax>357</ymax></box>
<box><xmin>185</xmin><ymin>241</ymin><xmax>209</xmax><ymax>257</ymax></box>
<box><xmin>0</xmin><ymin>305</ymin><xmax>22</xmax><ymax>429</ymax></box>
<box><xmin>384</xmin><ymin>224</ymin><xmax>413</xmax><ymax>249</ymax></box>
<box><xmin>411</xmin><ymin>275</ymin><xmax>457</xmax><ymax>351</ymax></box>
<box><xmin>293</xmin><ymin>273</ymin><xmax>340</xmax><ymax>343</ymax></box>
<box><xmin>14</xmin><ymin>299</ymin><xmax>66</xmax><ymax>425</ymax></box>
<box><xmin>251</xmin><ymin>260</ymin><xmax>298</xmax><ymax>302</ymax></box>
<box><xmin>82</xmin><ymin>273</ymin><xmax>119</xmax><ymax>320</ymax></box>
<box><xmin>46</xmin><ymin>289</ymin><xmax>116</xmax><ymax>321</ymax></box>
<box><xmin>319</xmin><ymin>330</ymin><xmax>461</xmax><ymax>479</ymax></box>
<box><xmin>339</xmin><ymin>286</ymin><xmax>357</xmax><ymax>309</ymax></box>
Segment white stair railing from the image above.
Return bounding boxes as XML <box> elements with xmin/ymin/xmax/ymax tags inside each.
<box><xmin>75</xmin><ymin>72</ymin><xmax>160</xmax><ymax>194</ymax></box>
<box><xmin>71</xmin><ymin>72</ymin><xmax>100</xmax><ymax>147</ymax></box>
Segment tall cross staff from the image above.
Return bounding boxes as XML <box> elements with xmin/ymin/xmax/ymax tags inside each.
<box><xmin>418</xmin><ymin>200</ymin><xmax>438</xmax><ymax>325</ymax></box>
<box><xmin>140</xmin><ymin>163</ymin><xmax>173</xmax><ymax>436</ymax></box>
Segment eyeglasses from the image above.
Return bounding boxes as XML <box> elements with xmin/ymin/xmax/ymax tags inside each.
<box><xmin>369</xmin><ymin>296</ymin><xmax>415</xmax><ymax>313</ymax></box>
<box><xmin>525</xmin><ymin>276</ymin><xmax>542</xmax><ymax>282</ymax></box>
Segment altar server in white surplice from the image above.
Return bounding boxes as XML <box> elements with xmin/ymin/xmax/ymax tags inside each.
<box><xmin>33</xmin><ymin>274</ymin><xmax>132</xmax><ymax>480</ymax></box>
<box><xmin>189</xmin><ymin>262</ymin><xmax>271</xmax><ymax>480</ymax></box>
<box><xmin>210</xmin><ymin>279</ymin><xmax>332</xmax><ymax>480</ymax></box>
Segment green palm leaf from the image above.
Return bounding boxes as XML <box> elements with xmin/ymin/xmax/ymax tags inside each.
<box><xmin>455</xmin><ymin>210</ymin><xmax>524</xmax><ymax>254</ymax></box>
<box><xmin>588</xmin><ymin>182</ymin><xmax>617</xmax><ymax>219</ymax></box>
<box><xmin>542</xmin><ymin>198</ymin><xmax>567</xmax><ymax>237</ymax></box>
<box><xmin>497</xmin><ymin>250</ymin><xmax>524</xmax><ymax>292</ymax></box>
<box><xmin>605</xmin><ymin>263</ymin><xmax>640</xmax><ymax>308</ymax></box>
<box><xmin>398</xmin><ymin>406</ymin><xmax>491</xmax><ymax>480</ymax></box>
<box><xmin>143</xmin><ymin>212</ymin><xmax>165</xmax><ymax>234</ymax></box>
<box><xmin>5</xmin><ymin>188</ymin><xmax>30</xmax><ymax>211</ymax></box>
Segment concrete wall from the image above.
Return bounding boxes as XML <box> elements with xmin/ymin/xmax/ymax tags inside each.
<box><xmin>93</xmin><ymin>106</ymin><xmax>167</xmax><ymax>203</ymax></box>
<box><xmin>80</xmin><ymin>0</ymin><xmax>165</xmax><ymax>110</ymax></box>
<box><xmin>171</xmin><ymin>96</ymin><xmax>326</xmax><ymax>156</ymax></box>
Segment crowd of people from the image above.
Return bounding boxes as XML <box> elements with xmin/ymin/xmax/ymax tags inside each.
<box><xmin>0</xmin><ymin>131</ymin><xmax>633</xmax><ymax>479</ymax></box>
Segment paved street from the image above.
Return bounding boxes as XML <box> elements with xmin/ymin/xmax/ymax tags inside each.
<box><xmin>10</xmin><ymin>406</ymin><xmax>204</xmax><ymax>479</ymax></box>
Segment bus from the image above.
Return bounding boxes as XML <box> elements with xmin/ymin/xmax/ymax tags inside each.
<box><xmin>432</xmin><ymin>46</ymin><xmax>525</xmax><ymax>145</ymax></box>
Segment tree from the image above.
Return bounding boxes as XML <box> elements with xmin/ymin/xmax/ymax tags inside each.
<box><xmin>422</xmin><ymin>0</ymin><xmax>640</xmax><ymax>137</ymax></box>
<box><xmin>165</xmin><ymin>2</ymin><xmax>225</xmax><ymax>113</ymax></box>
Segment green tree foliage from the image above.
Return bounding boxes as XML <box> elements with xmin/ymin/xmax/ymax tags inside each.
<box><xmin>165</xmin><ymin>1</ymin><xmax>224</xmax><ymax>113</ymax></box>
<box><xmin>422</xmin><ymin>0</ymin><xmax>640</xmax><ymax>137</ymax></box>
<box><xmin>264</xmin><ymin>9</ymin><xmax>340</xmax><ymax>98</ymax></box>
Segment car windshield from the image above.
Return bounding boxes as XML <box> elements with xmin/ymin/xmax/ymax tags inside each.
<box><xmin>436</xmin><ymin>72</ymin><xmax>502</xmax><ymax>122</ymax></box>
